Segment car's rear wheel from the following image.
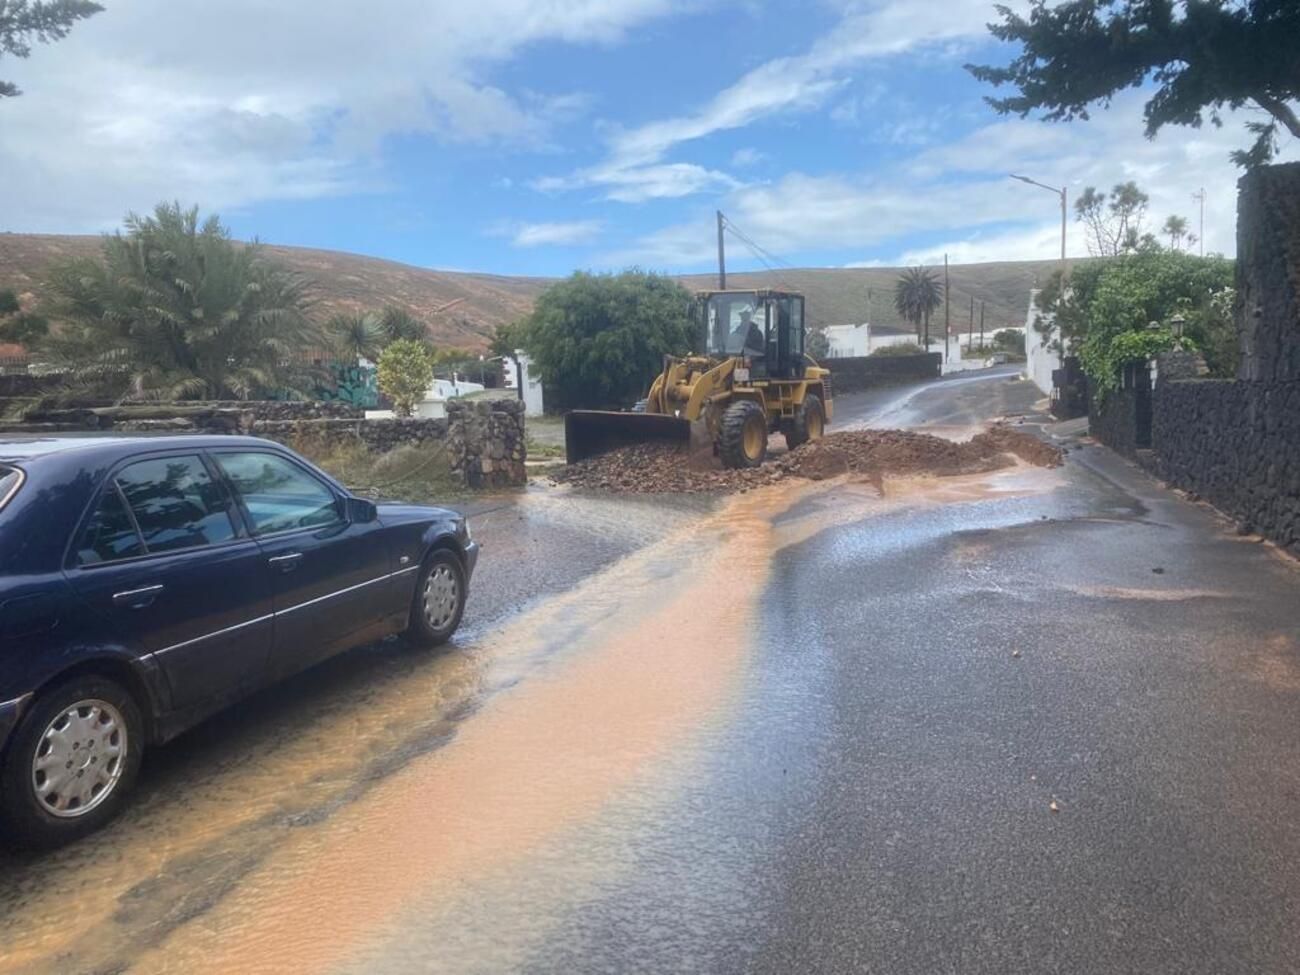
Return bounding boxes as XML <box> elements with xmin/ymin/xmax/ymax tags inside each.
<box><xmin>0</xmin><ymin>676</ymin><xmax>144</xmax><ymax>849</ymax></box>
<box><xmin>404</xmin><ymin>549</ymin><xmax>467</xmax><ymax>647</ymax></box>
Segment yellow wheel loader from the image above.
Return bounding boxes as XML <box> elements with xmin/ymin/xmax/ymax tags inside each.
<box><xmin>565</xmin><ymin>289</ymin><xmax>833</xmax><ymax>468</ymax></box>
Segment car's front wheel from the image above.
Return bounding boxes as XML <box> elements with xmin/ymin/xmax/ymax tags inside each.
<box><xmin>404</xmin><ymin>549</ymin><xmax>467</xmax><ymax>647</ymax></box>
<box><xmin>0</xmin><ymin>675</ymin><xmax>144</xmax><ymax>849</ymax></box>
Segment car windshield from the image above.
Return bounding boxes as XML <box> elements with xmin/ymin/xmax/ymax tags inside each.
<box><xmin>0</xmin><ymin>465</ymin><xmax>21</xmax><ymax>511</ymax></box>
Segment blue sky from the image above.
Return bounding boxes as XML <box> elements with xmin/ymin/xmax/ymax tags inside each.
<box><xmin>2</xmin><ymin>0</ymin><xmax>1292</xmax><ymax>276</ymax></box>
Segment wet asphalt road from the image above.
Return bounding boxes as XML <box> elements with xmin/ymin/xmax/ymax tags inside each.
<box><xmin>357</xmin><ymin>369</ymin><xmax>1300</xmax><ymax>975</ymax></box>
<box><xmin>6</xmin><ymin>368</ymin><xmax>1300</xmax><ymax>975</ymax></box>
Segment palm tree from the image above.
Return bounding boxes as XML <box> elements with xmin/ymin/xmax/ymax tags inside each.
<box><xmin>1163</xmin><ymin>215</ymin><xmax>1189</xmax><ymax>251</ymax></box>
<box><xmin>36</xmin><ymin>202</ymin><xmax>324</xmax><ymax>400</ymax></box>
<box><xmin>894</xmin><ymin>266</ymin><xmax>944</xmax><ymax>347</ymax></box>
<box><xmin>379</xmin><ymin>306</ymin><xmax>429</xmax><ymax>345</ymax></box>
<box><xmin>327</xmin><ymin>311</ymin><xmax>384</xmax><ymax>363</ymax></box>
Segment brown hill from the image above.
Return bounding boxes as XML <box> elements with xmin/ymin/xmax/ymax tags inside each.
<box><xmin>0</xmin><ymin>234</ymin><xmax>551</xmax><ymax>352</ymax></box>
<box><xmin>1</xmin><ymin>233</ymin><xmax>1063</xmax><ymax>353</ymax></box>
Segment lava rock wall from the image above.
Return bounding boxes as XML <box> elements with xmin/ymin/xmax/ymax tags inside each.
<box><xmin>1236</xmin><ymin>162</ymin><xmax>1300</xmax><ymax>383</ymax></box>
<box><xmin>1153</xmin><ymin>379</ymin><xmax>1300</xmax><ymax>556</ymax></box>
<box><xmin>823</xmin><ymin>352</ymin><xmax>942</xmax><ymax>392</ymax></box>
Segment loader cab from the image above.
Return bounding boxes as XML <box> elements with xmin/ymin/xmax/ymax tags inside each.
<box><xmin>699</xmin><ymin>289</ymin><xmax>807</xmax><ymax>381</ymax></box>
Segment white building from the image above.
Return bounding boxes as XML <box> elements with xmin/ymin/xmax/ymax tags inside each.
<box><xmin>1023</xmin><ymin>290</ymin><xmax>1061</xmax><ymax>396</ymax></box>
<box><xmin>503</xmin><ymin>351</ymin><xmax>545</xmax><ymax>417</ymax></box>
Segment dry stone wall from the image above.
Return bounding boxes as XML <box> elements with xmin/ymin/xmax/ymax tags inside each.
<box><xmin>1236</xmin><ymin>162</ymin><xmax>1300</xmax><ymax>382</ymax></box>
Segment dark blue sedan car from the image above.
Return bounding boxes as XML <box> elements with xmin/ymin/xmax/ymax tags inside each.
<box><xmin>0</xmin><ymin>435</ymin><xmax>477</xmax><ymax>847</ymax></box>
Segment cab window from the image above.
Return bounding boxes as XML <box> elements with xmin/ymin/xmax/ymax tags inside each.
<box><xmin>214</xmin><ymin>452</ymin><xmax>342</xmax><ymax>535</ymax></box>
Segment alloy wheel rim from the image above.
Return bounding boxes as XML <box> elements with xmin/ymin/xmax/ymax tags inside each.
<box><xmin>31</xmin><ymin>699</ymin><xmax>127</xmax><ymax>819</ymax></box>
<box><xmin>424</xmin><ymin>563</ymin><xmax>460</xmax><ymax>630</ymax></box>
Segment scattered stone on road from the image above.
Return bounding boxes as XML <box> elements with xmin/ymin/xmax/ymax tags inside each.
<box><xmin>551</xmin><ymin>424</ymin><xmax>1062</xmax><ymax>495</ymax></box>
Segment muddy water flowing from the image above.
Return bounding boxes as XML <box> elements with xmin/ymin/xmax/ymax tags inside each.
<box><xmin>0</xmin><ymin>461</ymin><xmax>1062</xmax><ymax>975</ymax></box>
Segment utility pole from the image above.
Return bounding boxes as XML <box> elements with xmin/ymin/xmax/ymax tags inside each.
<box><xmin>979</xmin><ymin>300</ymin><xmax>986</xmax><ymax>348</ymax></box>
<box><xmin>944</xmin><ymin>253</ymin><xmax>951</xmax><ymax>363</ymax></box>
<box><xmin>716</xmin><ymin>210</ymin><xmax>727</xmax><ymax>290</ymax></box>
<box><xmin>969</xmin><ymin>294</ymin><xmax>974</xmax><ymax>348</ymax></box>
<box><xmin>1192</xmin><ymin>188</ymin><xmax>1206</xmax><ymax>257</ymax></box>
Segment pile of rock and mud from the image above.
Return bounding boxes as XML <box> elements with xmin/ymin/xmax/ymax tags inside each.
<box><xmin>552</xmin><ymin>425</ymin><xmax>1062</xmax><ymax>495</ymax></box>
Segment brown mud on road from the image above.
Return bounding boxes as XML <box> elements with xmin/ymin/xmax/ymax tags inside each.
<box><xmin>0</xmin><ymin>452</ymin><xmax>1064</xmax><ymax>975</ymax></box>
<box><xmin>553</xmin><ymin>424</ymin><xmax>1061</xmax><ymax>494</ymax></box>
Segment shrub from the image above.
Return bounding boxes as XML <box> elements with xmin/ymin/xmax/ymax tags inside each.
<box><xmin>377</xmin><ymin>339</ymin><xmax>433</xmax><ymax>417</ymax></box>
<box><xmin>520</xmin><ymin>270</ymin><xmax>695</xmax><ymax>410</ymax></box>
<box><xmin>870</xmin><ymin>342</ymin><xmax>926</xmax><ymax>357</ymax></box>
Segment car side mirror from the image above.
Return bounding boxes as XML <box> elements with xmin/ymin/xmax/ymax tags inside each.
<box><xmin>347</xmin><ymin>497</ymin><xmax>378</xmax><ymax>523</ymax></box>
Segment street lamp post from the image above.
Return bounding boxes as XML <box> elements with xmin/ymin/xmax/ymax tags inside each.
<box><xmin>1010</xmin><ymin>174</ymin><xmax>1067</xmax><ymax>264</ymax></box>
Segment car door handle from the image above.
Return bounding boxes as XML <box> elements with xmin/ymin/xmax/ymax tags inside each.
<box><xmin>268</xmin><ymin>553</ymin><xmax>304</xmax><ymax>573</ymax></box>
<box><xmin>112</xmin><ymin>584</ymin><xmax>165</xmax><ymax>609</ymax></box>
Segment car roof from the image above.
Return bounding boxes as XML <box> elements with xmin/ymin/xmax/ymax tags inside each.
<box><xmin>0</xmin><ymin>434</ymin><xmax>288</xmax><ymax>465</ymax></box>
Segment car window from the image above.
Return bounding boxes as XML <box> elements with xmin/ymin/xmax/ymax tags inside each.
<box><xmin>214</xmin><ymin>452</ymin><xmax>342</xmax><ymax>535</ymax></box>
<box><xmin>75</xmin><ymin>486</ymin><xmax>145</xmax><ymax>565</ymax></box>
<box><xmin>114</xmin><ymin>455</ymin><xmax>238</xmax><ymax>554</ymax></box>
<box><xmin>0</xmin><ymin>465</ymin><xmax>21</xmax><ymax>511</ymax></box>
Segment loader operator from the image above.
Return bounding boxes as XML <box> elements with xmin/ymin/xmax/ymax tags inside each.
<box><xmin>729</xmin><ymin>309</ymin><xmax>765</xmax><ymax>357</ymax></box>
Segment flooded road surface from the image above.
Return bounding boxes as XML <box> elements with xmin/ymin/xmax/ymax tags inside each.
<box><xmin>7</xmin><ymin>370</ymin><xmax>1300</xmax><ymax>975</ymax></box>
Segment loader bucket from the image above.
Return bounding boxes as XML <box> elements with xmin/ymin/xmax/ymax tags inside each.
<box><xmin>564</xmin><ymin>410</ymin><xmax>692</xmax><ymax>465</ymax></box>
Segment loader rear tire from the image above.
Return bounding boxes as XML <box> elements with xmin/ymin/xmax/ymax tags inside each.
<box><xmin>784</xmin><ymin>394</ymin><xmax>825</xmax><ymax>450</ymax></box>
<box><xmin>720</xmin><ymin>400</ymin><xmax>768</xmax><ymax>469</ymax></box>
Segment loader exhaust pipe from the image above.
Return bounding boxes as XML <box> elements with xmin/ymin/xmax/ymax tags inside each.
<box><xmin>564</xmin><ymin>410</ymin><xmax>693</xmax><ymax>465</ymax></box>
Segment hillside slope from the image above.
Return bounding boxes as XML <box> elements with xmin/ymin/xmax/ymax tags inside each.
<box><xmin>1</xmin><ymin>233</ymin><xmax>1064</xmax><ymax>352</ymax></box>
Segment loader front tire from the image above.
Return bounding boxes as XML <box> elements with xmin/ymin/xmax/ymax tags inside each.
<box><xmin>720</xmin><ymin>400</ymin><xmax>768</xmax><ymax>469</ymax></box>
<box><xmin>784</xmin><ymin>393</ymin><xmax>825</xmax><ymax>450</ymax></box>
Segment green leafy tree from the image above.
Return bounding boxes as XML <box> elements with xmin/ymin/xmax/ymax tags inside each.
<box><xmin>376</xmin><ymin>338</ymin><xmax>432</xmax><ymax>417</ymax></box>
<box><xmin>33</xmin><ymin>202</ymin><xmax>323</xmax><ymax>400</ymax></box>
<box><xmin>521</xmin><ymin>270</ymin><xmax>694</xmax><ymax>410</ymax></box>
<box><xmin>0</xmin><ymin>287</ymin><xmax>48</xmax><ymax>346</ymax></box>
<box><xmin>1163</xmin><ymin>215</ymin><xmax>1190</xmax><ymax>251</ymax></box>
<box><xmin>993</xmin><ymin>329</ymin><xmax>1027</xmax><ymax>356</ymax></box>
<box><xmin>1075</xmin><ymin>182</ymin><xmax>1150</xmax><ymax>256</ymax></box>
<box><xmin>893</xmin><ymin>266</ymin><xmax>943</xmax><ymax>345</ymax></box>
<box><xmin>967</xmin><ymin>0</ymin><xmax>1300</xmax><ymax>169</ymax></box>
<box><xmin>1075</xmin><ymin>251</ymin><xmax>1234</xmax><ymax>394</ymax></box>
<box><xmin>1</xmin><ymin>0</ymin><xmax>102</xmax><ymax>98</ymax></box>
<box><xmin>489</xmin><ymin>321</ymin><xmax>524</xmax><ymax>359</ymax></box>
<box><xmin>806</xmin><ymin>326</ymin><xmax>830</xmax><ymax>360</ymax></box>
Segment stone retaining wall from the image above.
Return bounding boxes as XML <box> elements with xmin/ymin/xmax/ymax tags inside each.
<box><xmin>1153</xmin><ymin>379</ymin><xmax>1300</xmax><ymax>556</ymax></box>
<box><xmin>0</xmin><ymin>398</ymin><xmax>527</xmax><ymax>489</ymax></box>
<box><xmin>823</xmin><ymin>352</ymin><xmax>942</xmax><ymax>392</ymax></box>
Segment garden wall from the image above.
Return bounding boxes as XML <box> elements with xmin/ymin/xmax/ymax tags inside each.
<box><xmin>1153</xmin><ymin>379</ymin><xmax>1300</xmax><ymax>556</ymax></box>
<box><xmin>1087</xmin><ymin>163</ymin><xmax>1300</xmax><ymax>556</ymax></box>
<box><xmin>1236</xmin><ymin>161</ymin><xmax>1300</xmax><ymax>382</ymax></box>
<box><xmin>824</xmin><ymin>352</ymin><xmax>942</xmax><ymax>392</ymax></box>
<box><xmin>0</xmin><ymin>398</ymin><xmax>527</xmax><ymax>489</ymax></box>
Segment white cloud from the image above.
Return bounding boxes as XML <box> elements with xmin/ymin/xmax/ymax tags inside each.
<box><xmin>730</xmin><ymin>147</ymin><xmax>767</xmax><ymax>168</ymax></box>
<box><xmin>541</xmin><ymin>0</ymin><xmax>1002</xmax><ymax>202</ymax></box>
<box><xmin>0</xmin><ymin>0</ymin><xmax>680</xmax><ymax>230</ymax></box>
<box><xmin>498</xmin><ymin>220</ymin><xmax>604</xmax><ymax>248</ymax></box>
<box><xmin>610</xmin><ymin>90</ymin><xmax>1298</xmax><ymax>270</ymax></box>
